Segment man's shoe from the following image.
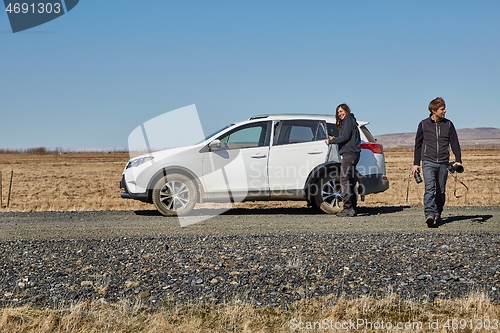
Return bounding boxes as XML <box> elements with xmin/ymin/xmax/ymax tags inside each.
<box><xmin>336</xmin><ymin>208</ymin><xmax>357</xmax><ymax>217</ymax></box>
<box><xmin>425</xmin><ymin>216</ymin><xmax>435</xmax><ymax>228</ymax></box>
<box><xmin>434</xmin><ymin>214</ymin><xmax>441</xmax><ymax>223</ymax></box>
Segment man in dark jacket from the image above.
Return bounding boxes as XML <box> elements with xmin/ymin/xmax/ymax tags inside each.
<box><xmin>326</xmin><ymin>103</ymin><xmax>361</xmax><ymax>217</ymax></box>
<box><xmin>412</xmin><ymin>97</ymin><xmax>462</xmax><ymax>228</ymax></box>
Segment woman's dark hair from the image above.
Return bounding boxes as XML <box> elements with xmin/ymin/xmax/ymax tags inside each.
<box><xmin>336</xmin><ymin>103</ymin><xmax>351</xmax><ymax>129</ymax></box>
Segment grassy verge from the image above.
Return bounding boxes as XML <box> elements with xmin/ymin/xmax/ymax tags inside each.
<box><xmin>1</xmin><ymin>293</ymin><xmax>499</xmax><ymax>332</ymax></box>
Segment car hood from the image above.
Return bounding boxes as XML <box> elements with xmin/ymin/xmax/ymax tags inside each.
<box><xmin>129</xmin><ymin>143</ymin><xmax>203</xmax><ymax>162</ymax></box>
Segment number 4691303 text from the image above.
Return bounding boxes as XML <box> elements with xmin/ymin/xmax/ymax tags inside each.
<box><xmin>5</xmin><ymin>2</ymin><xmax>62</xmax><ymax>14</ymax></box>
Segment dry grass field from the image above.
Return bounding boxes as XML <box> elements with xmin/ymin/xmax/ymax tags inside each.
<box><xmin>1</xmin><ymin>293</ymin><xmax>499</xmax><ymax>333</ymax></box>
<box><xmin>0</xmin><ymin>152</ymin><xmax>147</xmax><ymax>212</ymax></box>
<box><xmin>372</xmin><ymin>147</ymin><xmax>500</xmax><ymax>208</ymax></box>
<box><xmin>0</xmin><ymin>148</ymin><xmax>499</xmax><ymax>212</ymax></box>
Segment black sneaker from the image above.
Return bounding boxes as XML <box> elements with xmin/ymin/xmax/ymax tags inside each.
<box><xmin>336</xmin><ymin>208</ymin><xmax>357</xmax><ymax>217</ymax></box>
<box><xmin>425</xmin><ymin>216</ymin><xmax>435</xmax><ymax>228</ymax></box>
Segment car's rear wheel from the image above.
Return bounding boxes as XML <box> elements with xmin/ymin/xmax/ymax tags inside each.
<box><xmin>152</xmin><ymin>173</ymin><xmax>197</xmax><ymax>216</ymax></box>
<box><xmin>312</xmin><ymin>175</ymin><xmax>343</xmax><ymax>214</ymax></box>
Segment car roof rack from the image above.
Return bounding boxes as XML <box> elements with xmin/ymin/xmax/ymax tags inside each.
<box><xmin>249</xmin><ymin>115</ymin><xmax>270</xmax><ymax>120</ymax></box>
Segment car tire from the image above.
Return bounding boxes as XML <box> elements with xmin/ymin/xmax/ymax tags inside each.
<box><xmin>307</xmin><ymin>199</ymin><xmax>320</xmax><ymax>210</ymax></box>
<box><xmin>152</xmin><ymin>173</ymin><xmax>198</xmax><ymax>216</ymax></box>
<box><xmin>312</xmin><ymin>174</ymin><xmax>343</xmax><ymax>214</ymax></box>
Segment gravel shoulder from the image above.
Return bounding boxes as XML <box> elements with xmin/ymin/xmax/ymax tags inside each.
<box><xmin>0</xmin><ymin>206</ymin><xmax>499</xmax><ymax>309</ymax></box>
<box><xmin>0</xmin><ymin>206</ymin><xmax>498</xmax><ymax>239</ymax></box>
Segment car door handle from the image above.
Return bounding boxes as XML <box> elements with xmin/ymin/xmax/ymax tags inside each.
<box><xmin>308</xmin><ymin>150</ymin><xmax>323</xmax><ymax>155</ymax></box>
<box><xmin>251</xmin><ymin>154</ymin><xmax>267</xmax><ymax>158</ymax></box>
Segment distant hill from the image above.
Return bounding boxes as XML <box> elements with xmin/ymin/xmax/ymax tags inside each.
<box><xmin>374</xmin><ymin>127</ymin><xmax>500</xmax><ymax>148</ymax></box>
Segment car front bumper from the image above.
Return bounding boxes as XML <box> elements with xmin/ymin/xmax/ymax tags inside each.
<box><xmin>120</xmin><ymin>174</ymin><xmax>150</xmax><ymax>203</ymax></box>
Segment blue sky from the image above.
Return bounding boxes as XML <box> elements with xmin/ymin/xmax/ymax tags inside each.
<box><xmin>1</xmin><ymin>0</ymin><xmax>499</xmax><ymax>150</ymax></box>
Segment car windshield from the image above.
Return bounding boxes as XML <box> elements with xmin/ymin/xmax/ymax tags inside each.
<box><xmin>196</xmin><ymin>124</ymin><xmax>233</xmax><ymax>144</ymax></box>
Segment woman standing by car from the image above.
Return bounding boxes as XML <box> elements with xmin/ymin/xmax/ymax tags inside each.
<box><xmin>326</xmin><ymin>103</ymin><xmax>361</xmax><ymax>217</ymax></box>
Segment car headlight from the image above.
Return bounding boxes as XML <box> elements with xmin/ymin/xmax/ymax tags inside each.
<box><xmin>126</xmin><ymin>156</ymin><xmax>154</xmax><ymax>169</ymax></box>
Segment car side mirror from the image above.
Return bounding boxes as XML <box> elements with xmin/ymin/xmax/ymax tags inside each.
<box><xmin>208</xmin><ymin>139</ymin><xmax>222</xmax><ymax>151</ymax></box>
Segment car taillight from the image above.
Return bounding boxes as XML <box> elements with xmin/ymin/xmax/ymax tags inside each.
<box><xmin>360</xmin><ymin>142</ymin><xmax>383</xmax><ymax>154</ymax></box>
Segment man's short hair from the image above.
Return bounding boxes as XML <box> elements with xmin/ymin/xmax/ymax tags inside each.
<box><xmin>428</xmin><ymin>97</ymin><xmax>446</xmax><ymax>112</ymax></box>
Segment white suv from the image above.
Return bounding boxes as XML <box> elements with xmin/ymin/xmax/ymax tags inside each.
<box><xmin>120</xmin><ymin>114</ymin><xmax>389</xmax><ymax>216</ymax></box>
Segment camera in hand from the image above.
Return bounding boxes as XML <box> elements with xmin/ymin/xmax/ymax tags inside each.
<box><xmin>447</xmin><ymin>162</ymin><xmax>464</xmax><ymax>173</ymax></box>
<box><xmin>414</xmin><ymin>170</ymin><xmax>422</xmax><ymax>183</ymax></box>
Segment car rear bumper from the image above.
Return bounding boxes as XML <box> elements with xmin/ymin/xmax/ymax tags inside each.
<box><xmin>358</xmin><ymin>174</ymin><xmax>389</xmax><ymax>195</ymax></box>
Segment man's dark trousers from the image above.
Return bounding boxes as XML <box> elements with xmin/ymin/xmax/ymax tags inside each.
<box><xmin>422</xmin><ymin>160</ymin><xmax>449</xmax><ymax>218</ymax></box>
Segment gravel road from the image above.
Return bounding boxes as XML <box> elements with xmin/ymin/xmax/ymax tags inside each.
<box><xmin>0</xmin><ymin>206</ymin><xmax>499</xmax><ymax>309</ymax></box>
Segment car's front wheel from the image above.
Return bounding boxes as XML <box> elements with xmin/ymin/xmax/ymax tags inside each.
<box><xmin>312</xmin><ymin>175</ymin><xmax>343</xmax><ymax>214</ymax></box>
<box><xmin>152</xmin><ymin>173</ymin><xmax>198</xmax><ymax>216</ymax></box>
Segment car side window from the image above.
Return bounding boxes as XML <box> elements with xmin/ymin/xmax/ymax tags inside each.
<box><xmin>326</xmin><ymin>123</ymin><xmax>340</xmax><ymax>137</ymax></box>
<box><xmin>218</xmin><ymin>122</ymin><xmax>269</xmax><ymax>149</ymax></box>
<box><xmin>317</xmin><ymin>123</ymin><xmax>327</xmax><ymax>140</ymax></box>
<box><xmin>274</xmin><ymin>120</ymin><xmax>325</xmax><ymax>145</ymax></box>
